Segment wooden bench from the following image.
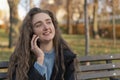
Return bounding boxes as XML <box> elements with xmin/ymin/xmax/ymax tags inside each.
<box><xmin>0</xmin><ymin>61</ymin><xmax>8</xmax><ymax>80</ymax></box>
<box><xmin>76</xmin><ymin>54</ymin><xmax>120</xmax><ymax>80</ymax></box>
<box><xmin>1</xmin><ymin>54</ymin><xmax>120</xmax><ymax>80</ymax></box>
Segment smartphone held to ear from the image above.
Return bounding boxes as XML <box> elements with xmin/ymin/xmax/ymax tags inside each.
<box><xmin>31</xmin><ymin>33</ymin><xmax>41</xmax><ymax>47</ymax></box>
<box><xmin>37</xmin><ymin>38</ymin><xmax>41</xmax><ymax>47</ymax></box>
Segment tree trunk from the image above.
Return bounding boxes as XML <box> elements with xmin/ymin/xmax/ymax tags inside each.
<box><xmin>8</xmin><ymin>5</ymin><xmax>12</xmax><ymax>48</ymax></box>
<box><xmin>112</xmin><ymin>0</ymin><xmax>116</xmax><ymax>47</ymax></box>
<box><xmin>30</xmin><ymin>0</ymin><xmax>34</xmax><ymax>9</ymax></box>
<box><xmin>93</xmin><ymin>0</ymin><xmax>99</xmax><ymax>39</ymax></box>
<box><xmin>67</xmin><ymin>0</ymin><xmax>73</xmax><ymax>34</ymax></box>
<box><xmin>7</xmin><ymin>0</ymin><xmax>19</xmax><ymax>48</ymax></box>
<box><xmin>84</xmin><ymin>0</ymin><xmax>90</xmax><ymax>56</ymax></box>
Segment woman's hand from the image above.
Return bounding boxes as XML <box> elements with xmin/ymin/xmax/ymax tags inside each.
<box><xmin>31</xmin><ymin>35</ymin><xmax>44</xmax><ymax>65</ymax></box>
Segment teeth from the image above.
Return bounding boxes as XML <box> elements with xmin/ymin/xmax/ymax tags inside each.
<box><xmin>43</xmin><ymin>32</ymin><xmax>50</xmax><ymax>35</ymax></box>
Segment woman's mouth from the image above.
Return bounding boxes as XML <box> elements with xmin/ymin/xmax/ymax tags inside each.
<box><xmin>43</xmin><ymin>31</ymin><xmax>51</xmax><ymax>35</ymax></box>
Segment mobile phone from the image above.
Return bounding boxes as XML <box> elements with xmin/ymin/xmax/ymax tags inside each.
<box><xmin>37</xmin><ymin>38</ymin><xmax>40</xmax><ymax>47</ymax></box>
<box><xmin>31</xmin><ymin>32</ymin><xmax>41</xmax><ymax>47</ymax></box>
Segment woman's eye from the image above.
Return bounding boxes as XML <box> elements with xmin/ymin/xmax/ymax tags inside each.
<box><xmin>47</xmin><ymin>21</ymin><xmax>52</xmax><ymax>24</ymax></box>
<box><xmin>35</xmin><ymin>23</ymin><xmax>42</xmax><ymax>27</ymax></box>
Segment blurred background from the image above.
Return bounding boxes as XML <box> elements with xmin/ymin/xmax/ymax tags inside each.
<box><xmin>0</xmin><ymin>0</ymin><xmax>120</xmax><ymax>61</ymax></box>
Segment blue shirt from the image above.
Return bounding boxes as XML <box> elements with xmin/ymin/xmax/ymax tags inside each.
<box><xmin>34</xmin><ymin>49</ymin><xmax>55</xmax><ymax>80</ymax></box>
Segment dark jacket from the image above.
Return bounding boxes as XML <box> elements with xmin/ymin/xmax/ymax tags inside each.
<box><xmin>13</xmin><ymin>49</ymin><xmax>76</xmax><ymax>80</ymax></box>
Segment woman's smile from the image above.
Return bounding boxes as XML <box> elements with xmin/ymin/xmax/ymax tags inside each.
<box><xmin>43</xmin><ymin>30</ymin><xmax>52</xmax><ymax>36</ymax></box>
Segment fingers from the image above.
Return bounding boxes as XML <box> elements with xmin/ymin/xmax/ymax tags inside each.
<box><xmin>30</xmin><ymin>35</ymin><xmax>44</xmax><ymax>65</ymax></box>
<box><xmin>31</xmin><ymin>35</ymin><xmax>39</xmax><ymax>50</ymax></box>
<box><xmin>34</xmin><ymin>36</ymin><xmax>39</xmax><ymax>47</ymax></box>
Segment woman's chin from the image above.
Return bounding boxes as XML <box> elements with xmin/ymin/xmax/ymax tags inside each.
<box><xmin>42</xmin><ymin>36</ymin><xmax>54</xmax><ymax>41</ymax></box>
<box><xmin>42</xmin><ymin>38</ymin><xmax>53</xmax><ymax>42</ymax></box>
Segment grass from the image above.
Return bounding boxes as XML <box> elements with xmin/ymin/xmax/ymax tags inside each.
<box><xmin>0</xmin><ymin>29</ymin><xmax>120</xmax><ymax>61</ymax></box>
<box><xmin>0</xmin><ymin>48</ymin><xmax>13</xmax><ymax>61</ymax></box>
<box><xmin>0</xmin><ymin>29</ymin><xmax>12</xmax><ymax>61</ymax></box>
<box><xmin>62</xmin><ymin>34</ymin><xmax>120</xmax><ymax>56</ymax></box>
<box><xmin>0</xmin><ymin>29</ymin><xmax>9</xmax><ymax>42</ymax></box>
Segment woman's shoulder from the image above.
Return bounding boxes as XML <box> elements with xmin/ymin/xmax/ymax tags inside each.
<box><xmin>63</xmin><ymin>49</ymin><xmax>76</xmax><ymax>63</ymax></box>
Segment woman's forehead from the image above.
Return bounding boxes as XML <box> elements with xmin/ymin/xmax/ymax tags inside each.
<box><xmin>32</xmin><ymin>13</ymin><xmax>52</xmax><ymax>24</ymax></box>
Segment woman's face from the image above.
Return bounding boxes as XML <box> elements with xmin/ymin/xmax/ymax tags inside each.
<box><xmin>32</xmin><ymin>12</ymin><xmax>55</xmax><ymax>42</ymax></box>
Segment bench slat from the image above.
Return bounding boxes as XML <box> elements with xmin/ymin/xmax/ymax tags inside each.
<box><xmin>0</xmin><ymin>72</ymin><xmax>7</xmax><ymax>79</ymax></box>
<box><xmin>77</xmin><ymin>54</ymin><xmax>120</xmax><ymax>80</ymax></box>
<box><xmin>78</xmin><ymin>54</ymin><xmax>120</xmax><ymax>62</ymax></box>
<box><xmin>77</xmin><ymin>70</ymin><xmax>120</xmax><ymax>80</ymax></box>
<box><xmin>78</xmin><ymin>63</ymin><xmax>120</xmax><ymax>72</ymax></box>
<box><xmin>0</xmin><ymin>61</ymin><xmax>8</xmax><ymax>69</ymax></box>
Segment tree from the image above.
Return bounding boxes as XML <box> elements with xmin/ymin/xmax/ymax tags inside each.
<box><xmin>106</xmin><ymin>0</ymin><xmax>117</xmax><ymax>46</ymax></box>
<box><xmin>30</xmin><ymin>0</ymin><xmax>34</xmax><ymax>9</ymax></box>
<box><xmin>66</xmin><ymin>0</ymin><xmax>73</xmax><ymax>34</ymax></box>
<box><xmin>112</xmin><ymin>0</ymin><xmax>116</xmax><ymax>46</ymax></box>
<box><xmin>7</xmin><ymin>0</ymin><xmax>19</xmax><ymax>48</ymax></box>
<box><xmin>93</xmin><ymin>0</ymin><xmax>99</xmax><ymax>39</ymax></box>
<box><xmin>84</xmin><ymin>0</ymin><xmax>90</xmax><ymax>56</ymax></box>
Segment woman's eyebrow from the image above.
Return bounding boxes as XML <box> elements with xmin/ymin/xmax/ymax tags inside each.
<box><xmin>33</xmin><ymin>21</ymin><xmax>42</xmax><ymax>26</ymax></box>
<box><xmin>46</xmin><ymin>18</ymin><xmax>52</xmax><ymax>21</ymax></box>
<box><xmin>33</xmin><ymin>18</ymin><xmax>52</xmax><ymax>26</ymax></box>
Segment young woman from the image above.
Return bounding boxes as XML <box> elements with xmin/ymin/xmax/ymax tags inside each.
<box><xmin>8</xmin><ymin>7</ymin><xmax>76</xmax><ymax>80</ymax></box>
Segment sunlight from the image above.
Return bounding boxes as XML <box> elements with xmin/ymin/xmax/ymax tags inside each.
<box><xmin>0</xmin><ymin>0</ymin><xmax>9</xmax><ymax>21</ymax></box>
<box><xmin>0</xmin><ymin>0</ymin><xmax>9</xmax><ymax>10</ymax></box>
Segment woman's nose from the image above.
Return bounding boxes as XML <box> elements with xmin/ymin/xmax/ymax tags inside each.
<box><xmin>43</xmin><ymin>23</ymin><xmax>49</xmax><ymax>29</ymax></box>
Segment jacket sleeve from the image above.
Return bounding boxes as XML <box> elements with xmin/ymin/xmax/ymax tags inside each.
<box><xmin>64</xmin><ymin>58</ymin><xmax>76</xmax><ymax>80</ymax></box>
<box><xmin>64</xmin><ymin>50</ymin><xmax>76</xmax><ymax>80</ymax></box>
<box><xmin>34</xmin><ymin>62</ymin><xmax>47</xmax><ymax>76</ymax></box>
<box><xmin>11</xmin><ymin>65</ymin><xmax>45</xmax><ymax>80</ymax></box>
<box><xmin>28</xmin><ymin>66</ymin><xmax>46</xmax><ymax>80</ymax></box>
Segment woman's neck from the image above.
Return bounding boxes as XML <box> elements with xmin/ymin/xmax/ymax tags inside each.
<box><xmin>40</xmin><ymin>40</ymin><xmax>54</xmax><ymax>53</ymax></box>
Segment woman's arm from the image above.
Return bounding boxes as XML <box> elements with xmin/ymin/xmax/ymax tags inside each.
<box><xmin>64</xmin><ymin>49</ymin><xmax>76</xmax><ymax>80</ymax></box>
<box><xmin>28</xmin><ymin>35</ymin><xmax>46</xmax><ymax>80</ymax></box>
<box><xmin>28</xmin><ymin>65</ymin><xmax>46</xmax><ymax>80</ymax></box>
<box><xmin>64</xmin><ymin>59</ymin><xmax>76</xmax><ymax>80</ymax></box>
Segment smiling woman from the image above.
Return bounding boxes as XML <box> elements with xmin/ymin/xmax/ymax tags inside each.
<box><xmin>8</xmin><ymin>7</ymin><xmax>76</xmax><ymax>80</ymax></box>
<box><xmin>32</xmin><ymin>13</ymin><xmax>55</xmax><ymax>42</ymax></box>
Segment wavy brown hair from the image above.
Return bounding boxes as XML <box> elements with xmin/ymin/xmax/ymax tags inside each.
<box><xmin>8</xmin><ymin>7</ymin><xmax>73</xmax><ymax>80</ymax></box>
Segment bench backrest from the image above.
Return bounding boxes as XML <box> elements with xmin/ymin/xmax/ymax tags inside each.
<box><xmin>1</xmin><ymin>54</ymin><xmax>120</xmax><ymax>80</ymax></box>
<box><xmin>0</xmin><ymin>61</ymin><xmax>8</xmax><ymax>80</ymax></box>
<box><xmin>76</xmin><ymin>54</ymin><xmax>120</xmax><ymax>80</ymax></box>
